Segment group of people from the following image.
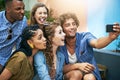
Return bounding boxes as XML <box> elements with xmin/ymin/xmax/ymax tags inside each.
<box><xmin>0</xmin><ymin>0</ymin><xmax>120</xmax><ymax>80</ymax></box>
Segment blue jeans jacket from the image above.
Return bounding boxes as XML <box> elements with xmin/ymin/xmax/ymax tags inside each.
<box><xmin>0</xmin><ymin>11</ymin><xmax>27</xmax><ymax>66</ymax></box>
<box><xmin>33</xmin><ymin>51</ymin><xmax>65</xmax><ymax>80</ymax></box>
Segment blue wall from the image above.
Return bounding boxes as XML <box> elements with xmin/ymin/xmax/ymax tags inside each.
<box><xmin>87</xmin><ymin>0</ymin><xmax>120</xmax><ymax>50</ymax></box>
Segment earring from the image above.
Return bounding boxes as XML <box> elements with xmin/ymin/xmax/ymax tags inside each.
<box><xmin>29</xmin><ymin>44</ymin><xmax>34</xmax><ymax>49</ymax></box>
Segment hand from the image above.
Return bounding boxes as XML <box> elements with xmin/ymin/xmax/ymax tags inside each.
<box><xmin>77</xmin><ymin>62</ymin><xmax>95</xmax><ymax>74</ymax></box>
<box><xmin>109</xmin><ymin>23</ymin><xmax>120</xmax><ymax>40</ymax></box>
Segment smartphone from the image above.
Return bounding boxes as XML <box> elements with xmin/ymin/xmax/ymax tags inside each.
<box><xmin>106</xmin><ymin>24</ymin><xmax>115</xmax><ymax>32</ymax></box>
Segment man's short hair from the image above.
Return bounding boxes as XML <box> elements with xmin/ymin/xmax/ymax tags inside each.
<box><xmin>5</xmin><ymin>0</ymin><xmax>23</xmax><ymax>6</ymax></box>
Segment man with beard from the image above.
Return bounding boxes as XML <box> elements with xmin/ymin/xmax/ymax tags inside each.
<box><xmin>0</xmin><ymin>0</ymin><xmax>27</xmax><ymax>72</ymax></box>
<box><xmin>59</xmin><ymin>13</ymin><xmax>120</xmax><ymax>80</ymax></box>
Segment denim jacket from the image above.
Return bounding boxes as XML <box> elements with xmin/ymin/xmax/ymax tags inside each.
<box><xmin>0</xmin><ymin>11</ymin><xmax>27</xmax><ymax>66</ymax></box>
<box><xmin>33</xmin><ymin>51</ymin><xmax>65</xmax><ymax>80</ymax></box>
<box><xmin>60</xmin><ymin>32</ymin><xmax>102</xmax><ymax>80</ymax></box>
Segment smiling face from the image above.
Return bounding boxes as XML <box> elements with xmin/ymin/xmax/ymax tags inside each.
<box><xmin>34</xmin><ymin>7</ymin><xmax>48</xmax><ymax>25</ymax></box>
<box><xmin>30</xmin><ymin>29</ymin><xmax>46</xmax><ymax>50</ymax></box>
<box><xmin>6</xmin><ymin>0</ymin><xmax>25</xmax><ymax>23</ymax></box>
<box><xmin>52</xmin><ymin>26</ymin><xmax>66</xmax><ymax>46</ymax></box>
<box><xmin>62</xmin><ymin>18</ymin><xmax>77</xmax><ymax>38</ymax></box>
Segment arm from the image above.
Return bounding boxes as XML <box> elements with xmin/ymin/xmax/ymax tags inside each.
<box><xmin>34</xmin><ymin>52</ymin><xmax>51</xmax><ymax>80</ymax></box>
<box><xmin>63</xmin><ymin>63</ymin><xmax>95</xmax><ymax>74</ymax></box>
<box><xmin>0</xmin><ymin>68</ymin><xmax>12</xmax><ymax>80</ymax></box>
<box><xmin>63</xmin><ymin>63</ymin><xmax>78</xmax><ymax>74</ymax></box>
<box><xmin>90</xmin><ymin>36</ymin><xmax>114</xmax><ymax>49</ymax></box>
<box><xmin>0</xmin><ymin>52</ymin><xmax>22</xmax><ymax>79</ymax></box>
<box><xmin>90</xmin><ymin>24</ymin><xmax>120</xmax><ymax>49</ymax></box>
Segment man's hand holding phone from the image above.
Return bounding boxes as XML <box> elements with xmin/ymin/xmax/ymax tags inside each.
<box><xmin>106</xmin><ymin>23</ymin><xmax>120</xmax><ymax>32</ymax></box>
<box><xmin>106</xmin><ymin>24</ymin><xmax>115</xmax><ymax>32</ymax></box>
<box><xmin>106</xmin><ymin>23</ymin><xmax>120</xmax><ymax>40</ymax></box>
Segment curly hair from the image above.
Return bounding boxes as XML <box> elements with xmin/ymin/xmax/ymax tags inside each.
<box><xmin>59</xmin><ymin>12</ymin><xmax>79</xmax><ymax>27</ymax></box>
<box><xmin>43</xmin><ymin>21</ymin><xmax>60</xmax><ymax>78</ymax></box>
<box><xmin>13</xmin><ymin>25</ymin><xmax>40</xmax><ymax>56</ymax></box>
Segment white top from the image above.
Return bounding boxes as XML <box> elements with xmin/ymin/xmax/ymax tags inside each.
<box><xmin>67</xmin><ymin>50</ymin><xmax>77</xmax><ymax>64</ymax></box>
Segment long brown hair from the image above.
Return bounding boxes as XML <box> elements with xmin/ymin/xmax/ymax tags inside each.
<box><xmin>43</xmin><ymin>21</ymin><xmax>60</xmax><ymax>79</ymax></box>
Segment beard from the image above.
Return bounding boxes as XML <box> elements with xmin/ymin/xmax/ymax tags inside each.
<box><xmin>65</xmin><ymin>34</ymin><xmax>76</xmax><ymax>39</ymax></box>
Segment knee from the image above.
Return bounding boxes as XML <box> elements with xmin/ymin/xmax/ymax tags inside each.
<box><xmin>83</xmin><ymin>73</ymin><xmax>96</xmax><ymax>80</ymax></box>
<box><xmin>64</xmin><ymin>70</ymin><xmax>83</xmax><ymax>80</ymax></box>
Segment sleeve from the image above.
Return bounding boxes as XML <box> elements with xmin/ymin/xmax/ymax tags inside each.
<box><xmin>83</xmin><ymin>32</ymin><xmax>97</xmax><ymax>45</ymax></box>
<box><xmin>5</xmin><ymin>52</ymin><xmax>24</xmax><ymax>75</ymax></box>
<box><xmin>34</xmin><ymin>51</ymin><xmax>51</xmax><ymax>80</ymax></box>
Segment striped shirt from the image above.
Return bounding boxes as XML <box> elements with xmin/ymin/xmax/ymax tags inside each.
<box><xmin>0</xmin><ymin>11</ymin><xmax>27</xmax><ymax>66</ymax></box>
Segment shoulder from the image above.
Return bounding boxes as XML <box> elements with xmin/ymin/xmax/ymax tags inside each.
<box><xmin>77</xmin><ymin>32</ymin><xmax>96</xmax><ymax>39</ymax></box>
<box><xmin>34</xmin><ymin>51</ymin><xmax>46</xmax><ymax>65</ymax></box>
<box><xmin>5</xmin><ymin>52</ymin><xmax>27</xmax><ymax>75</ymax></box>
<box><xmin>5</xmin><ymin>51</ymin><xmax>27</xmax><ymax>67</ymax></box>
<box><xmin>0</xmin><ymin>11</ymin><xmax>4</xmax><ymax>16</ymax></box>
<box><xmin>57</xmin><ymin>51</ymin><xmax>65</xmax><ymax>59</ymax></box>
<box><xmin>0</xmin><ymin>11</ymin><xmax>5</xmax><ymax>22</ymax></box>
<box><xmin>76</xmin><ymin>32</ymin><xmax>92</xmax><ymax>37</ymax></box>
<box><xmin>34</xmin><ymin>51</ymin><xmax>45</xmax><ymax>60</ymax></box>
<box><xmin>10</xmin><ymin>52</ymin><xmax>26</xmax><ymax>61</ymax></box>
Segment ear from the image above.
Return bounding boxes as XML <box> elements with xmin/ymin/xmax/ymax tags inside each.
<box><xmin>27</xmin><ymin>40</ymin><xmax>34</xmax><ymax>49</ymax></box>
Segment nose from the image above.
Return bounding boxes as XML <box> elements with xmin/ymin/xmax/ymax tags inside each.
<box><xmin>43</xmin><ymin>36</ymin><xmax>46</xmax><ymax>41</ymax></box>
<box><xmin>63</xmin><ymin>32</ymin><xmax>66</xmax><ymax>37</ymax></box>
<box><xmin>70</xmin><ymin>24</ymin><xmax>75</xmax><ymax>28</ymax></box>
<box><xmin>21</xmin><ymin>9</ymin><xmax>24</xmax><ymax>14</ymax></box>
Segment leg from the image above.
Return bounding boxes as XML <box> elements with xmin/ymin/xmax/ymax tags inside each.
<box><xmin>64</xmin><ymin>70</ymin><xmax>83</xmax><ymax>80</ymax></box>
<box><xmin>83</xmin><ymin>73</ymin><xmax>96</xmax><ymax>80</ymax></box>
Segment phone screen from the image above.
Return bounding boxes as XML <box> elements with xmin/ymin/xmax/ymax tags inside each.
<box><xmin>106</xmin><ymin>24</ymin><xmax>115</xmax><ymax>32</ymax></box>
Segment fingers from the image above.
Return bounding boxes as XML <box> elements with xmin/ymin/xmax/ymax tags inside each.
<box><xmin>85</xmin><ymin>64</ymin><xmax>94</xmax><ymax>73</ymax></box>
<box><xmin>87</xmin><ymin>63</ymin><xmax>95</xmax><ymax>69</ymax></box>
<box><xmin>114</xmin><ymin>23</ymin><xmax>119</xmax><ymax>26</ymax></box>
<box><xmin>113</xmin><ymin>23</ymin><xmax>120</xmax><ymax>32</ymax></box>
<box><xmin>80</xmin><ymin>63</ymin><xmax>95</xmax><ymax>74</ymax></box>
<box><xmin>86</xmin><ymin>64</ymin><xmax>95</xmax><ymax>71</ymax></box>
